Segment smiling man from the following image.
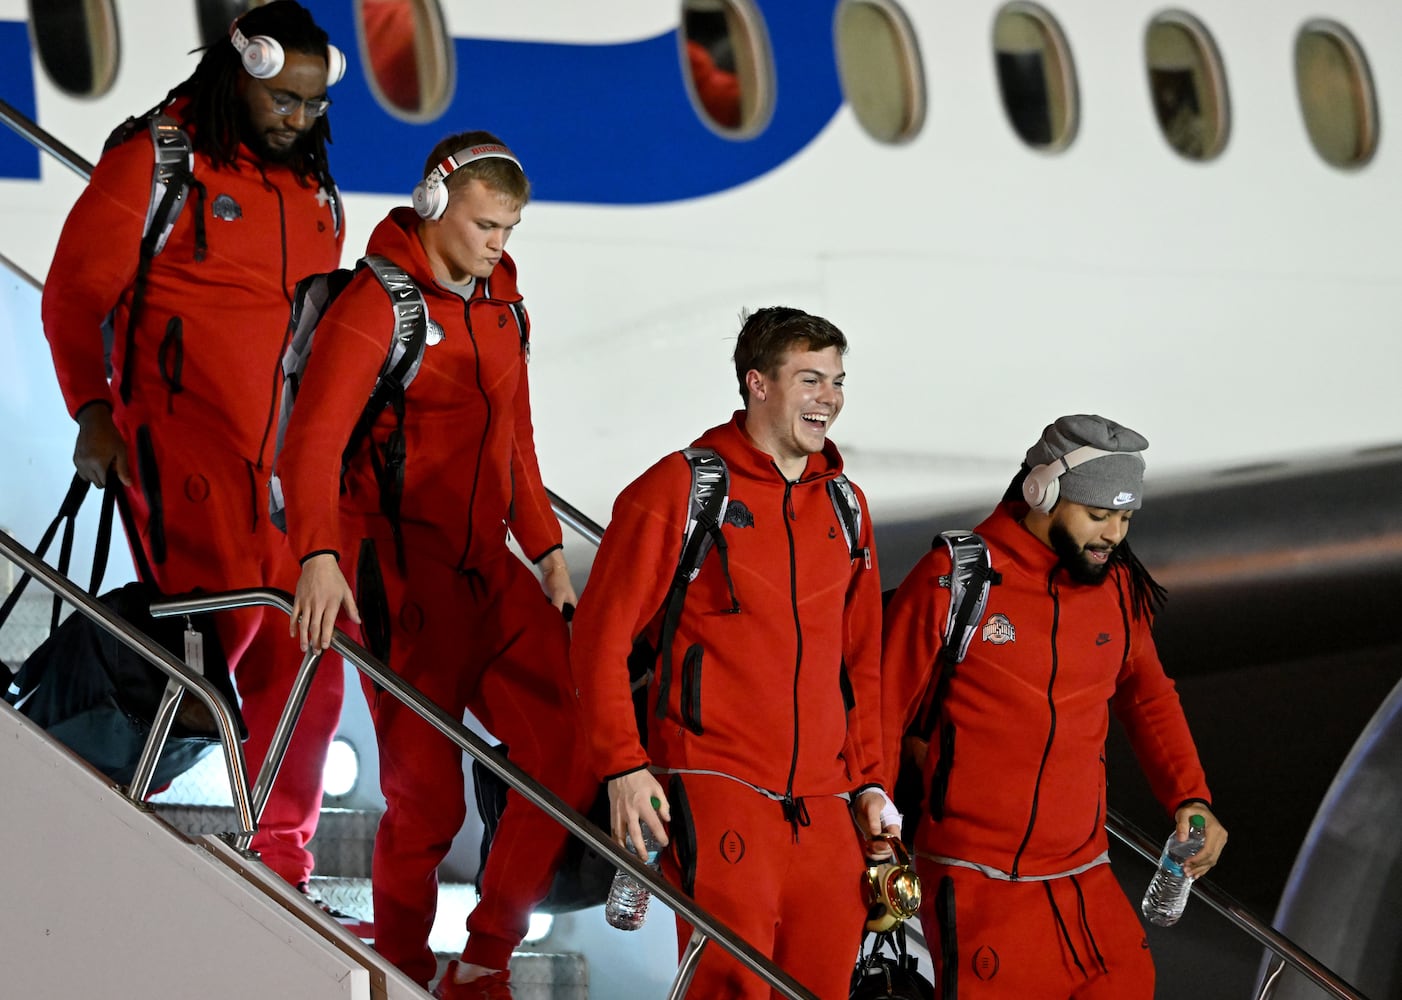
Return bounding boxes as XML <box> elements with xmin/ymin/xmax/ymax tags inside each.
<box><xmin>883</xmin><ymin>414</ymin><xmax>1228</xmax><ymax>999</ymax></box>
<box><xmin>42</xmin><ymin>0</ymin><xmax>346</xmax><ymax>901</ymax></box>
<box><xmin>570</xmin><ymin>306</ymin><xmax>898</xmax><ymax>999</ymax></box>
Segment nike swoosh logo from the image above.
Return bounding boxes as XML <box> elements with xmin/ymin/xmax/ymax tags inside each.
<box><xmin>1096</xmin><ymin>634</ymin><xmax>1111</xmax><ymax>646</ymax></box>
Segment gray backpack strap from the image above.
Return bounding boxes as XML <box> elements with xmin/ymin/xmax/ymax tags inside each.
<box><xmin>144</xmin><ymin>113</ymin><xmax>193</xmax><ymax>257</ymax></box>
<box><xmin>509</xmin><ymin>300</ymin><xmax>530</xmax><ymax>360</ymax></box>
<box><xmin>652</xmin><ymin>447</ymin><xmax>734</xmax><ymax>721</ymax></box>
<box><xmin>361</xmin><ymin>254</ymin><xmax>430</xmax><ymax>392</ymax></box>
<box><xmin>934</xmin><ymin>530</ymin><xmax>993</xmax><ymax>664</ymax></box>
<box><xmin>826</xmin><ymin>473</ymin><xmax>870</xmax><ymax>568</ymax></box>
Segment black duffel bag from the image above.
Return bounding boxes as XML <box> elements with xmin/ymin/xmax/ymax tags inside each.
<box><xmin>472</xmin><ymin>743</ymin><xmax>613</xmax><ymax>912</ymax></box>
<box><xmin>1</xmin><ymin>474</ymin><xmax>245</xmax><ymax>788</ymax></box>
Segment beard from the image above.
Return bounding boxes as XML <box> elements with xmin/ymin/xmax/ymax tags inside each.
<box><xmin>1049</xmin><ymin>522</ymin><xmax>1113</xmax><ymax>585</ymax></box>
<box><xmin>239</xmin><ymin>105</ymin><xmax>304</xmax><ymax>165</ymax></box>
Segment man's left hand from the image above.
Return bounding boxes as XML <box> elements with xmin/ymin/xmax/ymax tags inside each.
<box><xmin>537</xmin><ymin>549</ymin><xmax>577</xmax><ymax>611</ymax></box>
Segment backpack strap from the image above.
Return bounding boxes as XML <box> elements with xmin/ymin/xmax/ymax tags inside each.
<box><xmin>509</xmin><ymin>300</ymin><xmax>530</xmax><ymax>360</ymax></box>
<box><xmin>651</xmin><ymin>447</ymin><xmax>737</xmax><ymax>721</ymax></box>
<box><xmin>115</xmin><ymin>113</ymin><xmax>202</xmax><ymax>406</ymax></box>
<box><xmin>353</xmin><ymin>255</ymin><xmax>430</xmax><ymax>574</ymax></box>
<box><xmin>143</xmin><ymin>114</ymin><xmax>195</xmax><ymax>258</ymax></box>
<box><xmin>826</xmin><ymin>473</ymin><xmax>870</xmax><ymax>569</ymax></box>
<box><xmin>934</xmin><ymin>530</ymin><xmax>994</xmax><ymax>664</ymax></box>
<box><xmin>922</xmin><ymin>530</ymin><xmax>996</xmax><ymax>821</ymax></box>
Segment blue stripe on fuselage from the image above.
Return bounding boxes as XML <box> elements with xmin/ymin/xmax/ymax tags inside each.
<box><xmin>0</xmin><ymin>2</ymin><xmax>843</xmax><ymax>204</ymax></box>
<box><xmin>0</xmin><ymin>20</ymin><xmax>40</xmax><ymax>179</ymax></box>
<box><xmin>313</xmin><ymin>0</ymin><xmax>842</xmax><ymax>204</ymax></box>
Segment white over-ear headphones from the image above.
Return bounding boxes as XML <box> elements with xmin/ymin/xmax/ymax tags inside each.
<box><xmin>412</xmin><ymin>144</ymin><xmax>523</xmax><ymax>221</ymax></box>
<box><xmin>230</xmin><ymin>23</ymin><xmax>346</xmax><ymax>87</ymax></box>
<box><xmin>1022</xmin><ymin>444</ymin><xmax>1117</xmax><ymax>514</ymax></box>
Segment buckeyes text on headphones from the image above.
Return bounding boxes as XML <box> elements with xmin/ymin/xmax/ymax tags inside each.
<box><xmin>411</xmin><ymin>145</ymin><xmax>524</xmax><ymax>221</ymax></box>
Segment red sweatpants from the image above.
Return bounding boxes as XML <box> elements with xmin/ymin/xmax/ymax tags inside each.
<box><xmin>346</xmin><ymin>526</ymin><xmax>597</xmax><ymax>987</ymax></box>
<box><xmin>666</xmin><ymin>772</ymin><xmax>870</xmax><ymax>1000</ymax></box>
<box><xmin>119</xmin><ymin>415</ymin><xmax>344</xmax><ymax>886</ymax></box>
<box><xmin>916</xmin><ymin>859</ymin><xmax>1154</xmax><ymax>999</ymax></box>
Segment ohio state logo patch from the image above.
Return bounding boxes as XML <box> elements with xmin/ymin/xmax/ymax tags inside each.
<box><xmin>981</xmin><ymin>613</ymin><xmax>1015</xmax><ymax>645</ymax></box>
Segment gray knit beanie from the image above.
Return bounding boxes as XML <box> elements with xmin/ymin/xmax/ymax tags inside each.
<box><xmin>1025</xmin><ymin>414</ymin><xmax>1148</xmax><ymax>510</ymax></box>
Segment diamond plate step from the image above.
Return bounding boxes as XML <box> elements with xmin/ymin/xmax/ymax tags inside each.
<box><xmin>154</xmin><ymin>805</ymin><xmax>380</xmax><ymax>877</ymax></box>
<box><xmin>311</xmin><ymin>876</ymin><xmax>586</xmax><ymax>999</ymax></box>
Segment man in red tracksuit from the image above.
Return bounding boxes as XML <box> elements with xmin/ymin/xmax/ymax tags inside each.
<box><xmin>281</xmin><ymin>130</ymin><xmax>597</xmax><ymax>998</ymax></box>
<box><xmin>570</xmin><ymin>307</ymin><xmax>901</xmax><ymax>1000</ymax></box>
<box><xmin>42</xmin><ymin>2</ymin><xmax>346</xmax><ymax>895</ymax></box>
<box><xmin>883</xmin><ymin>414</ymin><xmax>1229</xmax><ymax>998</ymax></box>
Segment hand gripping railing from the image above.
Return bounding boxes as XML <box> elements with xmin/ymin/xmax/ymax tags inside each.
<box><xmin>149</xmin><ymin>586</ymin><xmax>819</xmax><ymax>1000</ymax></box>
<box><xmin>0</xmin><ymin>530</ymin><xmax>255</xmax><ymax>834</ymax></box>
<box><xmin>1106</xmin><ymin>807</ymin><xmax>1369</xmax><ymax>1000</ymax></box>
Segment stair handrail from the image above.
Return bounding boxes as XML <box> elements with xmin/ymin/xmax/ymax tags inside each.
<box><xmin>0</xmin><ymin>96</ymin><xmax>94</xmax><ymax>179</ymax></box>
<box><xmin>1106</xmin><ymin>806</ymin><xmax>1368</xmax><ymax>1000</ymax></box>
<box><xmin>149</xmin><ymin>587</ymin><xmax>818</xmax><ymax>1000</ymax></box>
<box><xmin>0</xmin><ymin>530</ymin><xmax>255</xmax><ymax>835</ymax></box>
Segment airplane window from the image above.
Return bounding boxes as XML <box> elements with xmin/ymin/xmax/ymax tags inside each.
<box><xmin>358</xmin><ymin>0</ymin><xmax>453</xmax><ymax>120</ymax></box>
<box><xmin>195</xmin><ymin>0</ymin><xmax>249</xmax><ymax>50</ymax></box>
<box><xmin>992</xmin><ymin>2</ymin><xmax>1078</xmax><ymax>152</ymax></box>
<box><xmin>1144</xmin><ymin>12</ymin><xmax>1229</xmax><ymax>161</ymax></box>
<box><xmin>28</xmin><ymin>0</ymin><xmax>120</xmax><ymax>97</ymax></box>
<box><xmin>834</xmin><ymin>0</ymin><xmax>926</xmax><ymax>144</ymax></box>
<box><xmin>680</xmin><ymin>0</ymin><xmax>775</xmax><ymax>136</ymax></box>
<box><xmin>1295</xmin><ymin>21</ymin><xmax>1378</xmax><ymax>170</ymax></box>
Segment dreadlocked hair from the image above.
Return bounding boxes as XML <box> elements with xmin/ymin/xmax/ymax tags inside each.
<box><xmin>160</xmin><ymin>1</ymin><xmax>336</xmax><ymax>193</ymax></box>
<box><xmin>1002</xmin><ymin>467</ymin><xmax>1167</xmax><ymax>622</ymax></box>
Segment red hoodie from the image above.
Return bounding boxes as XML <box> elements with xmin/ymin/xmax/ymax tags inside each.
<box><xmin>43</xmin><ymin>100</ymin><xmax>344</xmax><ymax>462</ymax></box>
<box><xmin>571</xmin><ymin>413</ymin><xmax>885</xmax><ymax>801</ymax></box>
<box><xmin>884</xmin><ymin>501</ymin><xmax>1210</xmax><ymax>878</ymax></box>
<box><xmin>277</xmin><ymin>207</ymin><xmax>561</xmax><ymax>569</ymax></box>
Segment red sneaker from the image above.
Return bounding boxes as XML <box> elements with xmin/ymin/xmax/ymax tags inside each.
<box><xmin>433</xmin><ymin>962</ymin><xmax>513</xmax><ymax>999</ymax></box>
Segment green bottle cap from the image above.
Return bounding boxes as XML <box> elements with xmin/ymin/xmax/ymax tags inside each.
<box><xmin>1189</xmin><ymin>814</ymin><xmax>1206</xmax><ymax>830</ymax></box>
<box><xmin>651</xmin><ymin>796</ymin><xmax>662</xmax><ymax>810</ymax></box>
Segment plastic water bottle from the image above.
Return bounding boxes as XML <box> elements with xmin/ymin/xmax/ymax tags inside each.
<box><xmin>1141</xmin><ymin>814</ymin><xmax>1207</xmax><ymax>926</ymax></box>
<box><xmin>604</xmin><ymin>824</ymin><xmax>663</xmax><ymax>931</ymax></box>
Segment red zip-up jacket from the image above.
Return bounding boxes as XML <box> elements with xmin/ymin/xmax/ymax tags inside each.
<box><xmin>43</xmin><ymin>100</ymin><xmax>344</xmax><ymax>462</ymax></box>
<box><xmin>884</xmin><ymin>501</ymin><xmax>1210</xmax><ymax>878</ymax></box>
<box><xmin>277</xmin><ymin>207</ymin><xmax>561</xmax><ymax>569</ymax></box>
<box><xmin>571</xmin><ymin>413</ymin><xmax>886</xmax><ymax>802</ymax></box>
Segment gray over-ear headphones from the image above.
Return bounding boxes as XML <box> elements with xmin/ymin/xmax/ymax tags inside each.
<box><xmin>230</xmin><ymin>23</ymin><xmax>346</xmax><ymax>87</ymax></box>
<box><xmin>412</xmin><ymin>144</ymin><xmax>523</xmax><ymax>221</ymax></box>
<box><xmin>1022</xmin><ymin>444</ymin><xmax>1116</xmax><ymax>514</ymax></box>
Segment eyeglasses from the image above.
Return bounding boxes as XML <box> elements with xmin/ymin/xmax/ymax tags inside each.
<box><xmin>257</xmin><ymin>80</ymin><xmax>332</xmax><ymax>118</ymax></box>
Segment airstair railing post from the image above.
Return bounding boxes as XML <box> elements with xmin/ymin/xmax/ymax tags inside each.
<box><xmin>665</xmin><ymin>928</ymin><xmax>710</xmax><ymax>1000</ymax></box>
<box><xmin>125</xmin><ymin>675</ymin><xmax>191</xmax><ymax>801</ymax></box>
<box><xmin>235</xmin><ymin>645</ymin><xmax>326</xmax><ymax>852</ymax></box>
